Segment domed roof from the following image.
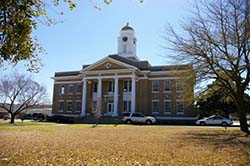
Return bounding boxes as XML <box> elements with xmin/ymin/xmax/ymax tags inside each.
<box><xmin>121</xmin><ymin>22</ymin><xmax>134</xmax><ymax>31</ymax></box>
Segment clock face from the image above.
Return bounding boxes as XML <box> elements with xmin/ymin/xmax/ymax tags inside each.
<box><xmin>122</xmin><ymin>36</ymin><xmax>128</xmax><ymax>42</ymax></box>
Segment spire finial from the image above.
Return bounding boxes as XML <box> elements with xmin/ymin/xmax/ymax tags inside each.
<box><xmin>126</xmin><ymin>22</ymin><xmax>129</xmax><ymax>26</ymax></box>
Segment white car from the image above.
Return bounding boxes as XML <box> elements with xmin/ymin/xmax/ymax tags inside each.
<box><xmin>196</xmin><ymin>116</ymin><xmax>233</xmax><ymax>126</ymax></box>
<box><xmin>122</xmin><ymin>112</ymin><xmax>156</xmax><ymax>125</ymax></box>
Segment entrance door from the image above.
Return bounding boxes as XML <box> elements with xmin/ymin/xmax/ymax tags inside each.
<box><xmin>107</xmin><ymin>101</ymin><xmax>114</xmax><ymax>116</ymax></box>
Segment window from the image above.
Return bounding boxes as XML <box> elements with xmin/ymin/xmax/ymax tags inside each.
<box><xmin>77</xmin><ymin>84</ymin><xmax>82</xmax><ymax>94</ymax></box>
<box><xmin>68</xmin><ymin>84</ymin><xmax>73</xmax><ymax>94</ymax></box>
<box><xmin>152</xmin><ymin>100</ymin><xmax>159</xmax><ymax>113</ymax></box>
<box><xmin>132</xmin><ymin>113</ymin><xmax>144</xmax><ymax>117</ymax></box>
<box><xmin>93</xmin><ymin>81</ymin><xmax>98</xmax><ymax>92</ymax></box>
<box><xmin>123</xmin><ymin>101</ymin><xmax>131</xmax><ymax>112</ymax></box>
<box><xmin>76</xmin><ymin>102</ymin><xmax>81</xmax><ymax>112</ymax></box>
<box><xmin>152</xmin><ymin>81</ymin><xmax>159</xmax><ymax>92</ymax></box>
<box><xmin>164</xmin><ymin>80</ymin><xmax>171</xmax><ymax>92</ymax></box>
<box><xmin>123</xmin><ymin>80</ymin><xmax>132</xmax><ymax>92</ymax></box>
<box><xmin>67</xmin><ymin>102</ymin><xmax>73</xmax><ymax>112</ymax></box>
<box><xmin>108</xmin><ymin>81</ymin><xmax>114</xmax><ymax>92</ymax></box>
<box><xmin>58</xmin><ymin>101</ymin><xmax>64</xmax><ymax>112</ymax></box>
<box><xmin>164</xmin><ymin>100</ymin><xmax>171</xmax><ymax>114</ymax></box>
<box><xmin>176</xmin><ymin>80</ymin><xmax>184</xmax><ymax>92</ymax></box>
<box><xmin>176</xmin><ymin>100</ymin><xmax>184</xmax><ymax>114</ymax></box>
<box><xmin>60</xmin><ymin>85</ymin><xmax>65</xmax><ymax>94</ymax></box>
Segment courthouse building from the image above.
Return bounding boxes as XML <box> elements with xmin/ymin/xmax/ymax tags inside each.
<box><xmin>52</xmin><ymin>24</ymin><xmax>196</xmax><ymax>120</ymax></box>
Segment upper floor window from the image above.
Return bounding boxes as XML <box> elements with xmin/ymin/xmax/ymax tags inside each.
<box><xmin>68</xmin><ymin>84</ymin><xmax>73</xmax><ymax>94</ymax></box>
<box><xmin>60</xmin><ymin>85</ymin><xmax>65</xmax><ymax>94</ymax></box>
<box><xmin>164</xmin><ymin>80</ymin><xmax>171</xmax><ymax>92</ymax></box>
<box><xmin>123</xmin><ymin>80</ymin><xmax>132</xmax><ymax>92</ymax></box>
<box><xmin>152</xmin><ymin>80</ymin><xmax>159</xmax><ymax>92</ymax></box>
<box><xmin>77</xmin><ymin>84</ymin><xmax>82</xmax><ymax>94</ymax></box>
<box><xmin>176</xmin><ymin>80</ymin><xmax>184</xmax><ymax>92</ymax></box>
<box><xmin>108</xmin><ymin>81</ymin><xmax>114</xmax><ymax>92</ymax></box>
<box><xmin>93</xmin><ymin>81</ymin><xmax>98</xmax><ymax>92</ymax></box>
<box><xmin>176</xmin><ymin>100</ymin><xmax>184</xmax><ymax>114</ymax></box>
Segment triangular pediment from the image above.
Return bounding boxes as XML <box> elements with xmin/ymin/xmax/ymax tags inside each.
<box><xmin>82</xmin><ymin>57</ymin><xmax>138</xmax><ymax>72</ymax></box>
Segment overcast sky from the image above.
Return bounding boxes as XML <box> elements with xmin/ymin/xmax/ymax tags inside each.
<box><xmin>0</xmin><ymin>0</ymin><xmax>195</xmax><ymax>101</ymax></box>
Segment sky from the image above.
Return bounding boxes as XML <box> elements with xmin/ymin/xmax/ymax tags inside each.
<box><xmin>0</xmin><ymin>0</ymin><xmax>195</xmax><ymax>102</ymax></box>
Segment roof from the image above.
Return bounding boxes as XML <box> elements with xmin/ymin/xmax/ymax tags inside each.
<box><xmin>121</xmin><ymin>22</ymin><xmax>134</xmax><ymax>31</ymax></box>
<box><xmin>53</xmin><ymin>55</ymin><xmax>192</xmax><ymax>77</ymax></box>
<box><xmin>108</xmin><ymin>54</ymin><xmax>151</xmax><ymax>70</ymax></box>
<box><xmin>54</xmin><ymin>71</ymin><xmax>80</xmax><ymax>77</ymax></box>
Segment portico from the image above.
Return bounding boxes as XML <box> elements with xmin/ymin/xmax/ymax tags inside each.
<box><xmin>80</xmin><ymin>73</ymin><xmax>137</xmax><ymax>117</ymax></box>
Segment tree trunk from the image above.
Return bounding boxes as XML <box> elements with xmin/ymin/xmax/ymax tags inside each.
<box><xmin>236</xmin><ymin>93</ymin><xmax>250</xmax><ymax>136</ymax></box>
<box><xmin>10</xmin><ymin>114</ymin><xmax>15</xmax><ymax>124</ymax></box>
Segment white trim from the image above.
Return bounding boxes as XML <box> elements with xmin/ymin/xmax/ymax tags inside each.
<box><xmin>150</xmin><ymin>70</ymin><xmax>191</xmax><ymax>75</ymax></box>
<box><xmin>54</xmin><ymin>81</ymin><xmax>82</xmax><ymax>84</ymax></box>
<box><xmin>131</xmin><ymin>75</ymin><xmax>136</xmax><ymax>113</ymax></box>
<box><xmin>83</xmin><ymin>69</ymin><xmax>136</xmax><ymax>75</ymax></box>
<box><xmin>84</xmin><ymin>74</ymin><xmax>136</xmax><ymax>80</ymax></box>
<box><xmin>52</xmin><ymin>76</ymin><xmax>81</xmax><ymax>80</ymax></box>
<box><xmin>81</xmin><ymin>79</ymin><xmax>87</xmax><ymax>116</ymax></box>
<box><xmin>149</xmin><ymin>77</ymin><xmax>180</xmax><ymax>80</ymax></box>
<box><xmin>82</xmin><ymin>57</ymin><xmax>138</xmax><ymax>71</ymax></box>
<box><xmin>137</xmin><ymin>77</ymin><xmax>148</xmax><ymax>80</ymax></box>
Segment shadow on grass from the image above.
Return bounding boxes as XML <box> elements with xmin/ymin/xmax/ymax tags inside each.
<box><xmin>183</xmin><ymin>129</ymin><xmax>250</xmax><ymax>149</ymax></box>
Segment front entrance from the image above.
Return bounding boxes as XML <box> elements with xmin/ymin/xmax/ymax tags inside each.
<box><xmin>107</xmin><ymin>101</ymin><xmax>114</xmax><ymax>116</ymax></box>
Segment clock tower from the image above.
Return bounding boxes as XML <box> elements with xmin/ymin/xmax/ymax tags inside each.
<box><xmin>118</xmin><ymin>23</ymin><xmax>138</xmax><ymax>61</ymax></box>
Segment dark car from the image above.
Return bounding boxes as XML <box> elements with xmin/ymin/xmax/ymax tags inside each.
<box><xmin>32</xmin><ymin>113</ymin><xmax>47</xmax><ymax>121</ymax></box>
<box><xmin>22</xmin><ymin>114</ymin><xmax>33</xmax><ymax>120</ymax></box>
<box><xmin>47</xmin><ymin>115</ymin><xmax>72</xmax><ymax>123</ymax></box>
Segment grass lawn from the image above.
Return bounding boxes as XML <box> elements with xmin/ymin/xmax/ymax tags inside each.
<box><xmin>0</xmin><ymin>122</ymin><xmax>250</xmax><ymax>166</ymax></box>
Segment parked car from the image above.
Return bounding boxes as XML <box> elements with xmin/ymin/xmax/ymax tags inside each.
<box><xmin>47</xmin><ymin>115</ymin><xmax>72</xmax><ymax>123</ymax></box>
<box><xmin>122</xmin><ymin>112</ymin><xmax>156</xmax><ymax>125</ymax></box>
<box><xmin>21</xmin><ymin>114</ymin><xmax>33</xmax><ymax>120</ymax></box>
<box><xmin>32</xmin><ymin>113</ymin><xmax>47</xmax><ymax>121</ymax></box>
<box><xmin>196</xmin><ymin>116</ymin><xmax>233</xmax><ymax>126</ymax></box>
<box><xmin>3</xmin><ymin>114</ymin><xmax>10</xmax><ymax>120</ymax></box>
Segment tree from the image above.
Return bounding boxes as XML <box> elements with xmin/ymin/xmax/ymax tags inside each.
<box><xmin>90</xmin><ymin>99</ymin><xmax>101</xmax><ymax>127</ymax></box>
<box><xmin>166</xmin><ymin>0</ymin><xmax>250</xmax><ymax>135</ymax></box>
<box><xmin>0</xmin><ymin>72</ymin><xmax>48</xmax><ymax>123</ymax></box>
<box><xmin>195</xmin><ymin>82</ymin><xmax>237</xmax><ymax>118</ymax></box>
<box><xmin>0</xmin><ymin>0</ymin><xmax>142</xmax><ymax>72</ymax></box>
<box><xmin>0</xmin><ymin>0</ymin><xmax>77</xmax><ymax>72</ymax></box>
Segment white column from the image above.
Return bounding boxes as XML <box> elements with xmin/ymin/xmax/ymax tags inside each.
<box><xmin>113</xmin><ymin>76</ymin><xmax>119</xmax><ymax>117</ymax></box>
<box><xmin>81</xmin><ymin>78</ymin><xmax>87</xmax><ymax>117</ymax></box>
<box><xmin>131</xmin><ymin>75</ymin><xmax>136</xmax><ymax>113</ymax></box>
<box><xmin>97</xmin><ymin>77</ymin><xmax>102</xmax><ymax>112</ymax></box>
